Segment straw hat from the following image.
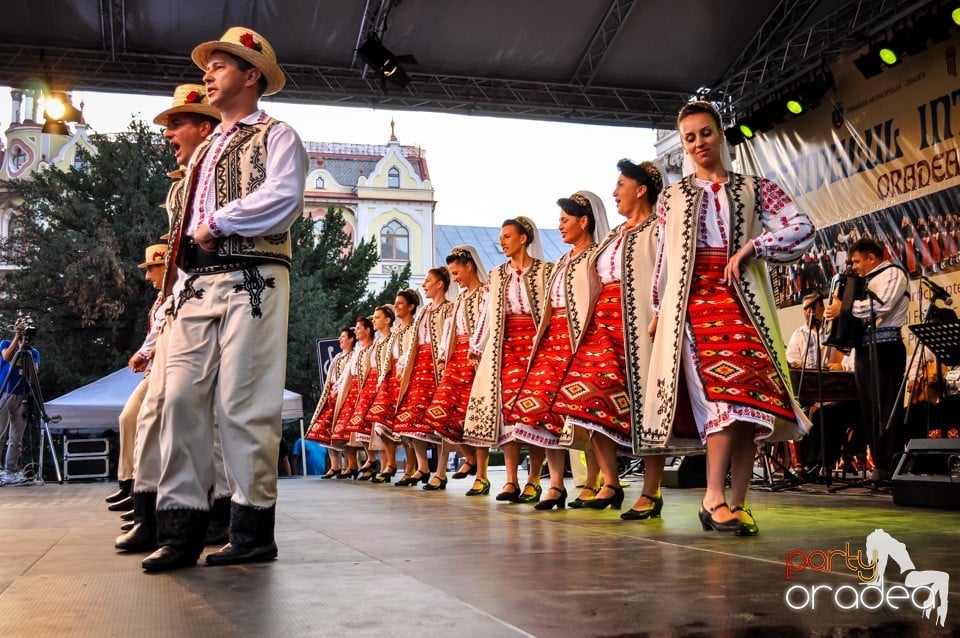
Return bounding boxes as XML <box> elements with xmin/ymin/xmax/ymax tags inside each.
<box><xmin>191</xmin><ymin>27</ymin><xmax>286</xmax><ymax>96</ymax></box>
<box><xmin>153</xmin><ymin>84</ymin><xmax>221</xmax><ymax>127</ymax></box>
<box><xmin>138</xmin><ymin>244</ymin><xmax>168</xmax><ymax>269</ymax></box>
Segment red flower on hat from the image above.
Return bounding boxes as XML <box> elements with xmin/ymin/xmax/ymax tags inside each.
<box><xmin>239</xmin><ymin>32</ymin><xmax>262</xmax><ymax>52</ymax></box>
<box><xmin>184</xmin><ymin>91</ymin><xmax>202</xmax><ymax>104</ymax></box>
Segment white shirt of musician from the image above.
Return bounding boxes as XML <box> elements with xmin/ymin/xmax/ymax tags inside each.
<box><xmin>851</xmin><ymin>260</ymin><xmax>909</xmax><ymax>329</ymax></box>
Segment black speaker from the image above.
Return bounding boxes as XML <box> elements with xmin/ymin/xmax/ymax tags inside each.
<box><xmin>660</xmin><ymin>454</ymin><xmax>707</xmax><ymax>488</ymax></box>
<box><xmin>891</xmin><ymin>438</ymin><xmax>960</xmax><ymax>510</ymax></box>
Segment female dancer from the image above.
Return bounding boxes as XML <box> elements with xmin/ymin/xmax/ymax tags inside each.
<box><xmin>393</xmin><ymin>268</ymin><xmax>454</xmax><ymax>486</ymax></box>
<box><xmin>350</xmin><ymin>306</ymin><xmax>395</xmax><ymax>480</ymax></box>
<box><xmin>367</xmin><ymin>290</ymin><xmax>420</xmax><ymax>483</ymax></box>
<box><xmin>463</xmin><ymin>217</ymin><xmax>551</xmax><ymax>503</ymax></box>
<box><xmin>421</xmin><ymin>246</ymin><xmax>489</xmax><ymax>493</ymax></box>
<box><xmin>551</xmin><ymin>161</ymin><xmax>665</xmax><ymax>512</ymax></box>
<box><xmin>508</xmin><ymin>191</ymin><xmax>610</xmax><ymax>510</ymax></box>
<box><xmin>645</xmin><ymin>101</ymin><xmax>813</xmax><ymax>536</ymax></box>
<box><xmin>330</xmin><ymin>316</ymin><xmax>376</xmax><ymax>478</ymax></box>
<box><xmin>305</xmin><ymin>327</ymin><xmax>357</xmax><ymax>478</ymax></box>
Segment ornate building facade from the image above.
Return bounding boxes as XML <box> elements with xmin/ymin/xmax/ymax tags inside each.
<box><xmin>1</xmin><ymin>88</ymin><xmax>97</xmax><ymax>272</ymax></box>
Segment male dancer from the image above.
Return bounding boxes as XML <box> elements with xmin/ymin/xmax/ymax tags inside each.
<box><xmin>115</xmin><ymin>85</ymin><xmax>222</xmax><ymax>553</ymax></box>
<box><xmin>143</xmin><ymin>27</ymin><xmax>307</xmax><ymax>571</ymax></box>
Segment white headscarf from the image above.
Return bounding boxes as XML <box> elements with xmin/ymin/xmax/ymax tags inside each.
<box><xmin>448</xmin><ymin>244</ymin><xmax>489</xmax><ymax>287</ymax></box>
<box><xmin>575</xmin><ymin>190</ymin><xmax>610</xmax><ymax>244</ymax></box>
<box><xmin>510</xmin><ymin>215</ymin><xmax>545</xmax><ymax>262</ymax></box>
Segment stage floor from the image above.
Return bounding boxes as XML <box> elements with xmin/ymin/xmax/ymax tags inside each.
<box><xmin>1</xmin><ymin>468</ymin><xmax>957</xmax><ymax>637</ymax></box>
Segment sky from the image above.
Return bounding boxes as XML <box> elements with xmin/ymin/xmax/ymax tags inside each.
<box><xmin>0</xmin><ymin>87</ymin><xmax>657</xmax><ymax>232</ymax></box>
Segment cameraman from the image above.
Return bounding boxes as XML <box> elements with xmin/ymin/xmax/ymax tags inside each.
<box><xmin>0</xmin><ymin>317</ymin><xmax>41</xmax><ymax>485</ymax></box>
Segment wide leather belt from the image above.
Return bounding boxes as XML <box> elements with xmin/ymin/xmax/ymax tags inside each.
<box><xmin>180</xmin><ymin>238</ymin><xmax>277</xmax><ymax>274</ymax></box>
<box><xmin>862</xmin><ymin>326</ymin><xmax>902</xmax><ymax>346</ymax></box>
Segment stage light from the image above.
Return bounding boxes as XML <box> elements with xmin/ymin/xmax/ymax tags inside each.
<box><xmin>739</xmin><ymin>123</ymin><xmax>755</xmax><ymax>139</ymax></box>
<box><xmin>952</xmin><ymin>7</ymin><xmax>960</xmax><ymax>26</ymax></box>
<box><xmin>878</xmin><ymin>46</ymin><xmax>899</xmax><ymax>65</ymax></box>
<box><xmin>356</xmin><ymin>34</ymin><xmax>416</xmax><ymax>90</ymax></box>
<box><xmin>854</xmin><ymin>51</ymin><xmax>883</xmax><ymax>78</ymax></box>
<box><xmin>786</xmin><ymin>99</ymin><xmax>804</xmax><ymax>115</ymax></box>
<box><xmin>43</xmin><ymin>91</ymin><xmax>84</xmax><ymax>123</ymax></box>
<box><xmin>41</xmin><ymin>120</ymin><xmax>70</xmax><ymax>135</ymax></box>
<box><xmin>724</xmin><ymin>125</ymin><xmax>745</xmax><ymax>146</ymax></box>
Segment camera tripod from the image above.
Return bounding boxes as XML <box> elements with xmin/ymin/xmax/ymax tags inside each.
<box><xmin>0</xmin><ymin>332</ymin><xmax>62</xmax><ymax>485</ymax></box>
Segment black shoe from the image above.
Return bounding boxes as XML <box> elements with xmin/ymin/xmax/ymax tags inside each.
<box><xmin>205</xmin><ymin>541</ymin><xmax>278</xmax><ymax>566</ymax></box>
<box><xmin>465</xmin><ymin>478</ymin><xmax>490</xmax><ymax>496</ymax></box>
<box><xmin>336</xmin><ymin>469</ymin><xmax>359</xmax><ymax>480</ymax></box>
<box><xmin>142</xmin><ymin>545</ymin><xmax>198</xmax><ymax>572</ymax></box>
<box><xmin>516</xmin><ymin>483</ymin><xmax>542</xmax><ymax>504</ymax></box>
<box><xmin>108</xmin><ymin>495</ymin><xmax>134</xmax><ymax>512</ymax></box>
<box><xmin>731</xmin><ymin>505</ymin><xmax>759</xmax><ymax>537</ymax></box>
<box><xmin>371</xmin><ymin>466</ymin><xmax>396</xmax><ymax>484</ymax></box>
<box><xmin>120</xmin><ymin>509</ymin><xmax>135</xmax><ymax>521</ymax></box>
<box><xmin>393</xmin><ymin>474</ymin><xmax>415</xmax><ymax>486</ymax></box>
<box><xmin>534</xmin><ymin>487</ymin><xmax>567</xmax><ymax>511</ymax></box>
<box><xmin>120</xmin><ymin>521</ymin><xmax>135</xmax><ymax>532</ymax></box>
<box><xmin>698</xmin><ymin>501</ymin><xmax>741</xmax><ymax>533</ymax></box>
<box><xmin>422</xmin><ymin>477</ymin><xmax>447</xmax><ymax>491</ymax></box>
<box><xmin>116</xmin><ymin>522</ymin><xmax>157</xmax><ymax>553</ymax></box>
<box><xmin>584</xmin><ymin>485</ymin><xmax>624</xmax><ymax>510</ymax></box>
<box><xmin>105</xmin><ymin>479</ymin><xmax>133</xmax><ymax>504</ymax></box>
<box><xmin>319</xmin><ymin>469</ymin><xmax>338</xmax><ymax>479</ymax></box>
<box><xmin>620</xmin><ymin>493</ymin><xmax>664</xmax><ymax>521</ymax></box>
<box><xmin>495</xmin><ymin>481</ymin><xmax>521</xmax><ymax>502</ymax></box>
<box><xmin>568</xmin><ymin>487</ymin><xmax>599</xmax><ymax>509</ymax></box>
<box><xmin>451</xmin><ymin>462</ymin><xmax>476</xmax><ymax>479</ymax></box>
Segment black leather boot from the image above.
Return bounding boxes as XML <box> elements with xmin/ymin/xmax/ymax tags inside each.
<box><xmin>205</xmin><ymin>503</ymin><xmax>277</xmax><ymax>566</ymax></box>
<box><xmin>105</xmin><ymin>479</ymin><xmax>133</xmax><ymax>504</ymax></box>
<box><xmin>115</xmin><ymin>491</ymin><xmax>157</xmax><ymax>553</ymax></box>
<box><xmin>142</xmin><ymin>508</ymin><xmax>209</xmax><ymax>572</ymax></box>
<box><xmin>204</xmin><ymin>497</ymin><xmax>231</xmax><ymax>546</ymax></box>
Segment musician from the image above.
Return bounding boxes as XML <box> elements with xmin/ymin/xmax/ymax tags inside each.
<box><xmin>904</xmin><ymin>307</ymin><xmax>960</xmax><ymax>438</ymax></box>
<box><xmin>786</xmin><ymin>293</ymin><xmax>844</xmax><ymax>371</ymax></box>
<box><xmin>825</xmin><ymin>237</ymin><xmax>908</xmax><ymax>481</ymax></box>
<box><xmin>788</xmin><ymin>293</ymin><xmax>858</xmax><ymax>480</ymax></box>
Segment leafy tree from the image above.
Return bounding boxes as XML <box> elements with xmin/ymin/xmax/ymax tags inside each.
<box><xmin>0</xmin><ymin>120</ymin><xmax>174</xmax><ymax>397</ymax></box>
<box><xmin>286</xmin><ymin>208</ymin><xmax>409</xmax><ymax>410</ymax></box>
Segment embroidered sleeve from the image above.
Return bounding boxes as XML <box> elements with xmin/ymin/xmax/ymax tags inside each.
<box><xmin>752</xmin><ymin>178</ymin><xmax>815</xmax><ymax>263</ymax></box>
<box><xmin>469</xmin><ymin>285</ymin><xmax>491</xmax><ymax>355</ymax></box>
<box><xmin>651</xmin><ymin>196</ymin><xmax>668</xmax><ymax>314</ymax></box>
<box><xmin>210</xmin><ymin>121</ymin><xmax>308</xmax><ymax>237</ymax></box>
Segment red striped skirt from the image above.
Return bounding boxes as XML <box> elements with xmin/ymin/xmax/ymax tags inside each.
<box><xmin>507</xmin><ymin>310</ymin><xmax>572</xmax><ymax>437</ymax></box>
<box><xmin>305</xmin><ymin>388</ymin><xmax>337</xmax><ymax>446</ymax></box>
<box><xmin>422</xmin><ymin>335</ymin><xmax>476</xmax><ymax>441</ymax></box>
<box><xmin>394</xmin><ymin>344</ymin><xmax>439</xmax><ymax>439</ymax></box>
<box><xmin>553</xmin><ymin>283</ymin><xmax>631</xmax><ymax>438</ymax></box>
<box><xmin>330</xmin><ymin>378</ymin><xmax>361</xmax><ymax>442</ymax></box>
<box><xmin>500</xmin><ymin>314</ymin><xmax>537</xmax><ymax>419</ymax></box>
<box><xmin>366</xmin><ymin>370</ymin><xmax>400</xmax><ymax>433</ymax></box>
<box><xmin>688</xmin><ymin>247</ymin><xmax>794</xmax><ymax>420</ymax></box>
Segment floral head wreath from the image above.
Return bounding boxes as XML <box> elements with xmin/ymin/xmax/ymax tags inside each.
<box><xmin>569</xmin><ymin>192</ymin><xmax>591</xmax><ymax>212</ymax></box>
<box><xmin>450</xmin><ymin>247</ymin><xmax>474</xmax><ymax>262</ymax></box>
<box><xmin>511</xmin><ymin>216</ymin><xmax>535</xmax><ymax>238</ymax></box>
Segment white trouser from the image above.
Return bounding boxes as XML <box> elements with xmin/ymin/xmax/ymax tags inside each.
<box><xmin>118</xmin><ymin>375</ymin><xmax>149</xmax><ymax>481</ymax></box>
<box><xmin>157</xmin><ymin>264</ymin><xmax>289</xmax><ymax>511</ymax></box>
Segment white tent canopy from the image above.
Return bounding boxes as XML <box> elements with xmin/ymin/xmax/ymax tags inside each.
<box><xmin>44</xmin><ymin>368</ymin><xmax>303</xmax><ymax>431</ymax></box>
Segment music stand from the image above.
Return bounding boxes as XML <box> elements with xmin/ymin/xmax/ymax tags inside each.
<box><xmin>908</xmin><ymin>321</ymin><xmax>960</xmax><ymax>366</ymax></box>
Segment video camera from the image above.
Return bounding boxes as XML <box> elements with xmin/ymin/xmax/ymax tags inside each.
<box><xmin>15</xmin><ymin>312</ymin><xmax>37</xmax><ymax>342</ymax></box>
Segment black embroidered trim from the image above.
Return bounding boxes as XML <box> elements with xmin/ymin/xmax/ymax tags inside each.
<box><xmin>175</xmin><ymin>275</ymin><xmax>205</xmax><ymax>316</ymax></box>
<box><xmin>231</xmin><ymin>266</ymin><xmax>276</xmax><ymax>318</ymax></box>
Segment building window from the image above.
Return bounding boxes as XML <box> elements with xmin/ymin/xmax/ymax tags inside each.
<box><xmin>11</xmin><ymin>146</ymin><xmax>28</xmax><ymax>171</ymax></box>
<box><xmin>387</xmin><ymin>166</ymin><xmax>401</xmax><ymax>189</ymax></box>
<box><xmin>314</xmin><ymin>175</ymin><xmax>325</xmax><ymax>189</ymax></box>
<box><xmin>379</xmin><ymin>219</ymin><xmax>409</xmax><ymax>261</ymax></box>
<box><xmin>73</xmin><ymin>155</ymin><xmax>89</xmax><ymax>172</ymax></box>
